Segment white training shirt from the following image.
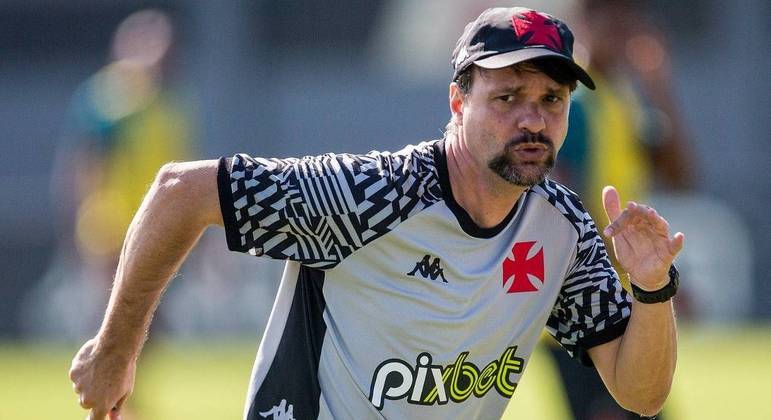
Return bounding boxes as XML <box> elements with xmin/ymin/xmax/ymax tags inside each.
<box><xmin>217</xmin><ymin>139</ymin><xmax>631</xmax><ymax>420</ymax></box>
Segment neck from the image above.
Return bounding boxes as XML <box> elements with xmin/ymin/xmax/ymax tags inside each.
<box><xmin>444</xmin><ymin>133</ymin><xmax>527</xmax><ymax>229</ymax></box>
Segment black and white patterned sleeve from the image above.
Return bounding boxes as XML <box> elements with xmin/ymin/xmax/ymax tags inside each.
<box><xmin>545</xmin><ymin>203</ymin><xmax>632</xmax><ymax>366</ymax></box>
<box><xmin>217</xmin><ymin>142</ymin><xmax>442</xmax><ymax>269</ymax></box>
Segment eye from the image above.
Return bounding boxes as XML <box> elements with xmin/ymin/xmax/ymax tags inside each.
<box><xmin>497</xmin><ymin>95</ymin><xmax>515</xmax><ymax>102</ymax></box>
<box><xmin>543</xmin><ymin>94</ymin><xmax>562</xmax><ymax>104</ymax></box>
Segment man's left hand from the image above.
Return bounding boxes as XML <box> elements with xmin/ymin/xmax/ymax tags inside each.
<box><xmin>601</xmin><ymin>186</ymin><xmax>684</xmax><ymax>290</ymax></box>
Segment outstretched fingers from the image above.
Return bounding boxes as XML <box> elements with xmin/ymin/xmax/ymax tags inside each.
<box><xmin>601</xmin><ymin>189</ymin><xmax>685</xmax><ymax>260</ymax></box>
<box><xmin>646</xmin><ymin>207</ymin><xmax>670</xmax><ymax>235</ymax></box>
<box><xmin>602</xmin><ymin>186</ymin><xmax>648</xmax><ymax>237</ymax></box>
<box><xmin>669</xmin><ymin>232</ymin><xmax>685</xmax><ymax>256</ymax></box>
<box><xmin>603</xmin><ymin>201</ymin><xmax>641</xmax><ymax>237</ymax></box>
<box><xmin>602</xmin><ymin>186</ymin><xmax>623</xmax><ymax>224</ymax></box>
<box><xmin>604</xmin><ymin>199</ymin><xmax>672</xmax><ymax>238</ymax></box>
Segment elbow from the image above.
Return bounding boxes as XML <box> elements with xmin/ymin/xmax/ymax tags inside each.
<box><xmin>142</xmin><ymin>163</ymin><xmax>196</xmax><ymax>222</ymax></box>
<box><xmin>630</xmin><ymin>398</ymin><xmax>667</xmax><ymax>418</ymax></box>
<box><xmin>151</xmin><ymin>162</ymin><xmax>191</xmax><ymax>208</ymax></box>
<box><xmin>155</xmin><ymin>162</ymin><xmax>186</xmax><ymax>191</ymax></box>
<box><xmin>154</xmin><ymin>161</ymin><xmax>202</xmax><ymax>203</ymax></box>
<box><xmin>154</xmin><ymin>160</ymin><xmax>223</xmax><ymax>227</ymax></box>
<box><xmin>619</xmin><ymin>387</ymin><xmax>671</xmax><ymax>417</ymax></box>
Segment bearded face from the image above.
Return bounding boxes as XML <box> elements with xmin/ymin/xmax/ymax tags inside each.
<box><xmin>487</xmin><ymin>131</ymin><xmax>556</xmax><ymax>186</ymax></box>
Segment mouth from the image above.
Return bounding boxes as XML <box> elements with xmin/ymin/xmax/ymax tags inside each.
<box><xmin>510</xmin><ymin>143</ymin><xmax>549</xmax><ymax>161</ymax></box>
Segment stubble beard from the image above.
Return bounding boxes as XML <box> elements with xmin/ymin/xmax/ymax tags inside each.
<box><xmin>487</xmin><ymin>135</ymin><xmax>556</xmax><ymax>187</ymax></box>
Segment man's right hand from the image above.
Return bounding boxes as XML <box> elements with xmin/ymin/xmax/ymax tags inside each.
<box><xmin>68</xmin><ymin>160</ymin><xmax>222</xmax><ymax>419</ymax></box>
<box><xmin>69</xmin><ymin>337</ymin><xmax>136</xmax><ymax>420</ymax></box>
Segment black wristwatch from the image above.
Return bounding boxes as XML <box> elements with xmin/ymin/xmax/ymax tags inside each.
<box><xmin>631</xmin><ymin>265</ymin><xmax>680</xmax><ymax>304</ymax></box>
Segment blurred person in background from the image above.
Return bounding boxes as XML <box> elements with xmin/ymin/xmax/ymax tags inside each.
<box><xmin>26</xmin><ymin>9</ymin><xmax>194</xmax><ymax>341</ymax></box>
<box><xmin>548</xmin><ymin>0</ymin><xmax>695</xmax><ymax>419</ymax></box>
<box><xmin>69</xmin><ymin>7</ymin><xmax>684</xmax><ymax>420</ymax></box>
<box><xmin>556</xmin><ymin>0</ymin><xmax>693</xmax><ymax>212</ymax></box>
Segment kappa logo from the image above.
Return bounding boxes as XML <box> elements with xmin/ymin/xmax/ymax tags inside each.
<box><xmin>408</xmin><ymin>255</ymin><xmax>448</xmax><ymax>283</ymax></box>
<box><xmin>369</xmin><ymin>346</ymin><xmax>524</xmax><ymax>410</ymax></box>
<box><xmin>259</xmin><ymin>398</ymin><xmax>295</xmax><ymax>420</ymax></box>
<box><xmin>502</xmin><ymin>241</ymin><xmax>545</xmax><ymax>293</ymax></box>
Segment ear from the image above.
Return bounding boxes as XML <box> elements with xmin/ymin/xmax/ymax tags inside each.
<box><xmin>449</xmin><ymin>82</ymin><xmax>465</xmax><ymax>127</ymax></box>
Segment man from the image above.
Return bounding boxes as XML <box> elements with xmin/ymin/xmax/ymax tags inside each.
<box><xmin>70</xmin><ymin>7</ymin><xmax>683</xmax><ymax>420</ymax></box>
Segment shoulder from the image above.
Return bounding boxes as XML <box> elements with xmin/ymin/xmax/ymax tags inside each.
<box><xmin>359</xmin><ymin>140</ymin><xmax>441</xmax><ymax>174</ymax></box>
<box><xmin>527</xmin><ymin>178</ymin><xmax>588</xmax><ymax>235</ymax></box>
<box><xmin>333</xmin><ymin>140</ymin><xmax>444</xmax><ymax>200</ymax></box>
<box><xmin>230</xmin><ymin>140</ymin><xmax>441</xmax><ymax>177</ymax></box>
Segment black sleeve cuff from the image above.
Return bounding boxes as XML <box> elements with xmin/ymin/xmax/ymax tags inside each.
<box><xmin>216</xmin><ymin>156</ymin><xmax>244</xmax><ymax>252</ymax></box>
<box><xmin>573</xmin><ymin>317</ymin><xmax>630</xmax><ymax>366</ymax></box>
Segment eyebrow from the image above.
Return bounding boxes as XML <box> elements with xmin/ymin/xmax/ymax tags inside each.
<box><xmin>546</xmin><ymin>86</ymin><xmax>569</xmax><ymax>97</ymax></box>
<box><xmin>491</xmin><ymin>85</ymin><xmax>568</xmax><ymax>96</ymax></box>
<box><xmin>491</xmin><ymin>86</ymin><xmax>525</xmax><ymax>96</ymax></box>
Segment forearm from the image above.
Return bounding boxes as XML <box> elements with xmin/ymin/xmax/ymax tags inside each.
<box><xmin>613</xmin><ymin>300</ymin><xmax>677</xmax><ymax>415</ymax></box>
<box><xmin>94</xmin><ymin>161</ymin><xmax>221</xmax><ymax>358</ymax></box>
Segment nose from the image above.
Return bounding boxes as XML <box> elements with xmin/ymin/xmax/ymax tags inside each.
<box><xmin>517</xmin><ymin>104</ymin><xmax>546</xmax><ymax>134</ymax></box>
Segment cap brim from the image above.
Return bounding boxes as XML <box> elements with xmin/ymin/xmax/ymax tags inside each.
<box><xmin>474</xmin><ymin>48</ymin><xmax>595</xmax><ymax>90</ymax></box>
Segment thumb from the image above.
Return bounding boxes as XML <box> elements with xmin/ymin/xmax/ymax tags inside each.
<box><xmin>602</xmin><ymin>186</ymin><xmax>623</xmax><ymax>223</ymax></box>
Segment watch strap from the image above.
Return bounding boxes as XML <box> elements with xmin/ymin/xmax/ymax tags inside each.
<box><xmin>631</xmin><ymin>265</ymin><xmax>680</xmax><ymax>304</ymax></box>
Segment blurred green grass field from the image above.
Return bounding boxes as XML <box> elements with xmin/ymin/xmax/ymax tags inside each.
<box><xmin>2</xmin><ymin>326</ymin><xmax>770</xmax><ymax>420</ymax></box>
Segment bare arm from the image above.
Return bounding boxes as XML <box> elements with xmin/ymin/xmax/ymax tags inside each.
<box><xmin>589</xmin><ymin>301</ymin><xmax>676</xmax><ymax>416</ymax></box>
<box><xmin>69</xmin><ymin>159</ymin><xmax>222</xmax><ymax>420</ymax></box>
<box><xmin>588</xmin><ymin>186</ymin><xmax>683</xmax><ymax>417</ymax></box>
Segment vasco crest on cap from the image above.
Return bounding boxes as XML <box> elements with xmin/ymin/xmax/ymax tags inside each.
<box><xmin>511</xmin><ymin>10</ymin><xmax>563</xmax><ymax>52</ymax></box>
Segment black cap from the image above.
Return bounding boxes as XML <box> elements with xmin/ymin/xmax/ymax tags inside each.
<box><xmin>451</xmin><ymin>7</ymin><xmax>595</xmax><ymax>90</ymax></box>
